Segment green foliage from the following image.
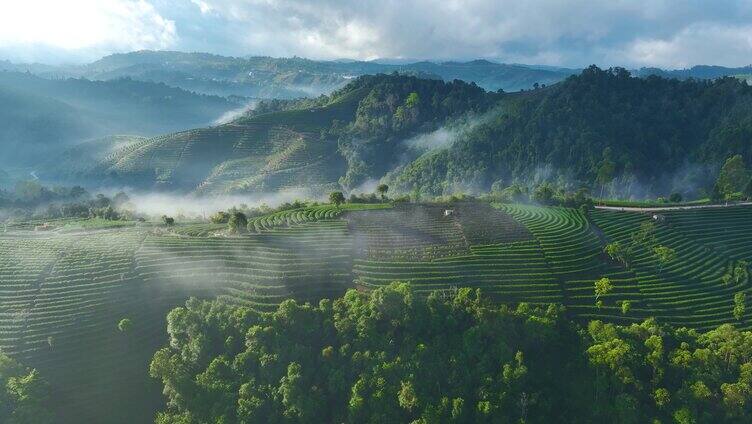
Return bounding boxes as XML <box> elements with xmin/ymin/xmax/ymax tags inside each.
<box><xmin>0</xmin><ymin>352</ymin><xmax>52</xmax><ymax>424</ymax></box>
<box><xmin>653</xmin><ymin>245</ymin><xmax>676</xmax><ymax>273</ymax></box>
<box><xmin>734</xmin><ymin>260</ymin><xmax>749</xmax><ymax>284</ymax></box>
<box><xmin>227</xmin><ymin>212</ymin><xmax>248</xmax><ymax>234</ymax></box>
<box><xmin>605</xmin><ymin>241</ymin><xmax>632</xmax><ymax>267</ymax></box>
<box><xmin>162</xmin><ymin>215</ymin><xmax>175</xmax><ymax>226</ymax></box>
<box><xmin>716</xmin><ymin>155</ymin><xmax>749</xmax><ymax>199</ymax></box>
<box><xmin>329</xmin><ymin>191</ymin><xmax>346</xmax><ymax>207</ymax></box>
<box><xmin>734</xmin><ymin>292</ymin><xmax>746</xmax><ymax>321</ymax></box>
<box><xmin>150</xmin><ymin>285</ymin><xmax>752</xmax><ymax>423</ymax></box>
<box><xmin>389</xmin><ymin>67</ymin><xmax>752</xmax><ymax>198</ymax></box>
<box><xmin>376</xmin><ymin>184</ymin><xmax>389</xmax><ymax>199</ymax></box>
<box><xmin>210</xmin><ymin>211</ymin><xmax>230</xmax><ymax>224</ymax></box>
<box><xmin>594</xmin><ymin>277</ymin><xmax>614</xmax><ymax>302</ymax></box>
<box><xmin>117</xmin><ymin>318</ymin><xmax>133</xmax><ymax>333</ymax></box>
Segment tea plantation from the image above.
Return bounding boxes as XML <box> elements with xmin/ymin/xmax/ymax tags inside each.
<box><xmin>2</xmin><ymin>202</ymin><xmax>752</xmax><ymax>422</ymax></box>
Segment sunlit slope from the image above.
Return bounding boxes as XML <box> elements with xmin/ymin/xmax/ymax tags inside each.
<box><xmin>94</xmin><ymin>86</ymin><xmax>367</xmax><ymax>193</ymax></box>
<box><xmin>591</xmin><ymin>207</ymin><xmax>752</xmax><ymax>330</ymax></box>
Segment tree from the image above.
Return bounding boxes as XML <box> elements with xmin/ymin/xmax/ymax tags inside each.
<box><xmin>744</xmin><ymin>177</ymin><xmax>752</xmax><ymax>201</ymax></box>
<box><xmin>376</xmin><ymin>184</ymin><xmax>389</xmax><ymax>200</ymax></box>
<box><xmin>734</xmin><ymin>292</ymin><xmax>746</xmax><ymax>321</ymax></box>
<box><xmin>532</xmin><ymin>183</ymin><xmax>555</xmax><ymax>205</ymax></box>
<box><xmin>734</xmin><ymin>260</ymin><xmax>749</xmax><ymax>284</ymax></box>
<box><xmin>405</xmin><ymin>92</ymin><xmax>420</xmax><ymax>109</ymax></box>
<box><xmin>594</xmin><ymin>277</ymin><xmax>614</xmax><ymax>302</ymax></box>
<box><xmin>329</xmin><ymin>191</ymin><xmax>345</xmax><ymax>207</ymax></box>
<box><xmin>605</xmin><ymin>242</ymin><xmax>632</xmax><ymax>267</ymax></box>
<box><xmin>228</xmin><ymin>212</ymin><xmax>248</xmax><ymax>234</ymax></box>
<box><xmin>716</xmin><ymin>155</ymin><xmax>748</xmax><ymax>199</ymax></box>
<box><xmin>162</xmin><ymin>215</ymin><xmax>175</xmax><ymax>226</ymax></box>
<box><xmin>632</xmin><ymin>221</ymin><xmax>656</xmax><ymax>248</ymax></box>
<box><xmin>596</xmin><ymin>149</ymin><xmax>616</xmax><ymax>198</ymax></box>
<box><xmin>669</xmin><ymin>192</ymin><xmax>682</xmax><ymax>203</ymax></box>
<box><xmin>210</xmin><ymin>211</ymin><xmax>230</xmax><ymax>224</ymax></box>
<box><xmin>118</xmin><ymin>318</ymin><xmax>133</xmax><ymax>333</ymax></box>
<box><xmin>621</xmin><ymin>301</ymin><xmax>632</xmax><ymax>315</ymax></box>
<box><xmin>653</xmin><ymin>245</ymin><xmax>676</xmax><ymax>273</ymax></box>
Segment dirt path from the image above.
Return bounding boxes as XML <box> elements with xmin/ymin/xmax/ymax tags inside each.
<box><xmin>595</xmin><ymin>201</ymin><xmax>752</xmax><ymax>213</ymax></box>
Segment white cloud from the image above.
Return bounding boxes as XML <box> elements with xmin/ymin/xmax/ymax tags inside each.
<box><xmin>0</xmin><ymin>0</ymin><xmax>176</xmax><ymax>62</ymax></box>
<box><xmin>180</xmin><ymin>0</ymin><xmax>752</xmax><ymax>67</ymax></box>
<box><xmin>2</xmin><ymin>0</ymin><xmax>752</xmax><ymax>68</ymax></box>
<box><xmin>621</xmin><ymin>23</ymin><xmax>752</xmax><ymax>68</ymax></box>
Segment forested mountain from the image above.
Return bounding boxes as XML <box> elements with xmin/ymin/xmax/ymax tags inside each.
<box><xmin>77</xmin><ymin>68</ymin><xmax>752</xmax><ymax>199</ymax></box>
<box><xmin>2</xmin><ymin>50</ymin><xmax>575</xmax><ymax>99</ymax></box>
<box><xmin>0</xmin><ymin>71</ymin><xmax>237</xmax><ymax>166</ymax></box>
<box><xmin>389</xmin><ymin>66</ymin><xmax>752</xmax><ymax>198</ymax></box>
<box><xmin>74</xmin><ymin>74</ymin><xmax>497</xmax><ymax>192</ymax></box>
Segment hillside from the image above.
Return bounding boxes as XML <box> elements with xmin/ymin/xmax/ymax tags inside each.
<box><xmin>85</xmin><ymin>67</ymin><xmax>752</xmax><ymax>198</ymax></box>
<box><xmin>388</xmin><ymin>66</ymin><xmax>752</xmax><ymax>198</ymax></box>
<box><xmin>0</xmin><ymin>71</ymin><xmax>238</xmax><ymax>166</ymax></box>
<box><xmin>81</xmin><ymin>74</ymin><xmax>497</xmax><ymax>192</ymax></box>
<box><xmin>4</xmin><ymin>50</ymin><xmax>576</xmax><ymax>98</ymax></box>
<box><xmin>3</xmin><ymin>201</ymin><xmax>752</xmax><ymax>421</ymax></box>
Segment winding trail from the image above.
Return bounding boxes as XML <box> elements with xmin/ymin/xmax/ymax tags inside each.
<box><xmin>595</xmin><ymin>201</ymin><xmax>752</xmax><ymax>213</ymax></box>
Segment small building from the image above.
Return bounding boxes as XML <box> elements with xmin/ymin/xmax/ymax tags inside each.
<box><xmin>34</xmin><ymin>223</ymin><xmax>52</xmax><ymax>231</ymax></box>
<box><xmin>652</xmin><ymin>214</ymin><xmax>666</xmax><ymax>223</ymax></box>
<box><xmin>444</xmin><ymin>209</ymin><xmax>455</xmax><ymax>217</ymax></box>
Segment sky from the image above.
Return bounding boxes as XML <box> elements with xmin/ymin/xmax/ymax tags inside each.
<box><xmin>2</xmin><ymin>0</ymin><xmax>752</xmax><ymax>68</ymax></box>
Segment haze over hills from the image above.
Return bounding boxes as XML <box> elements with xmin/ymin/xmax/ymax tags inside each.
<box><xmin>53</xmin><ymin>67</ymin><xmax>752</xmax><ymax>200</ymax></box>
<box><xmin>2</xmin><ymin>50</ymin><xmax>577</xmax><ymax>99</ymax></box>
<box><xmin>0</xmin><ymin>70</ymin><xmax>239</xmax><ymax>167</ymax></box>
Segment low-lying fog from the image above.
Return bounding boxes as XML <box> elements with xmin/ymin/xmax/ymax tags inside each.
<box><xmin>110</xmin><ymin>188</ymin><xmax>318</xmax><ymax>218</ymax></box>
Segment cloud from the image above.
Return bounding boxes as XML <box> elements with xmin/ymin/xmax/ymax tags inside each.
<box><xmin>176</xmin><ymin>0</ymin><xmax>752</xmax><ymax>67</ymax></box>
<box><xmin>619</xmin><ymin>23</ymin><xmax>752</xmax><ymax>68</ymax></box>
<box><xmin>0</xmin><ymin>0</ymin><xmax>177</xmax><ymax>63</ymax></box>
<box><xmin>2</xmin><ymin>0</ymin><xmax>752</xmax><ymax>68</ymax></box>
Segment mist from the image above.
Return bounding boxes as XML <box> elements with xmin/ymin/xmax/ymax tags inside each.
<box><xmin>213</xmin><ymin>100</ymin><xmax>259</xmax><ymax>125</ymax></box>
<box><xmin>119</xmin><ymin>188</ymin><xmax>318</xmax><ymax>219</ymax></box>
<box><xmin>403</xmin><ymin>115</ymin><xmax>486</xmax><ymax>152</ymax></box>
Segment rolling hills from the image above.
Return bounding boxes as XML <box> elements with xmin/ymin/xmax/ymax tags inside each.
<box><xmin>75</xmin><ymin>74</ymin><xmax>496</xmax><ymax>192</ymax></box>
<box><xmin>2</xmin><ymin>201</ymin><xmax>752</xmax><ymax>422</ymax></box>
<box><xmin>3</xmin><ymin>50</ymin><xmax>577</xmax><ymax>98</ymax></box>
<box><xmin>0</xmin><ymin>71</ymin><xmax>238</xmax><ymax>167</ymax></box>
<box><xmin>76</xmin><ymin>67</ymin><xmax>752</xmax><ymax>199</ymax></box>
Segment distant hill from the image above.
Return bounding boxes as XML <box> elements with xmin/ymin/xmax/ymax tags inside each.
<box><xmin>3</xmin><ymin>50</ymin><xmax>577</xmax><ymax>98</ymax></box>
<box><xmin>634</xmin><ymin>64</ymin><xmax>752</xmax><ymax>80</ymax></box>
<box><xmin>0</xmin><ymin>71</ymin><xmax>238</xmax><ymax>166</ymax></box>
<box><xmin>80</xmin><ymin>68</ymin><xmax>752</xmax><ymax>199</ymax></box>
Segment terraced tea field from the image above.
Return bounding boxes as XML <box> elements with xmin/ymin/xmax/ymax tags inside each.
<box><xmin>2</xmin><ymin>202</ymin><xmax>752</xmax><ymax>422</ymax></box>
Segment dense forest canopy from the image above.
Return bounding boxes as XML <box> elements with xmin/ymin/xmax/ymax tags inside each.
<box><xmin>388</xmin><ymin>66</ymin><xmax>752</xmax><ymax>198</ymax></box>
<box><xmin>151</xmin><ymin>283</ymin><xmax>752</xmax><ymax>423</ymax></box>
